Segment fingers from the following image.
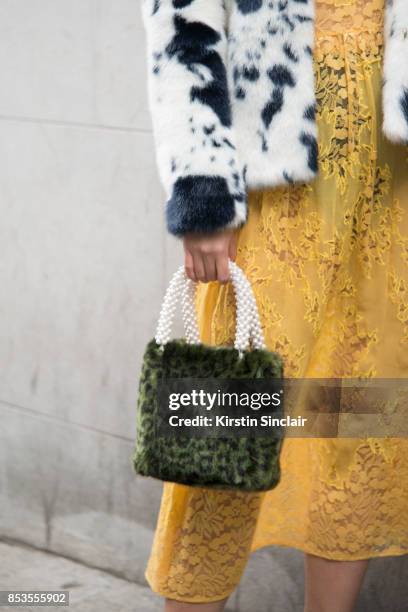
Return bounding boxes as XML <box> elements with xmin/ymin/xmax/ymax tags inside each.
<box><xmin>192</xmin><ymin>252</ymin><xmax>206</xmax><ymax>283</ymax></box>
<box><xmin>190</xmin><ymin>252</ymin><xmax>220</xmax><ymax>283</ymax></box>
<box><xmin>216</xmin><ymin>254</ymin><xmax>230</xmax><ymax>284</ymax></box>
<box><xmin>183</xmin><ymin>230</ymin><xmax>238</xmax><ymax>284</ymax></box>
<box><xmin>203</xmin><ymin>254</ymin><xmax>217</xmax><ymax>282</ymax></box>
<box><xmin>184</xmin><ymin>249</ymin><xmax>197</xmax><ymax>282</ymax></box>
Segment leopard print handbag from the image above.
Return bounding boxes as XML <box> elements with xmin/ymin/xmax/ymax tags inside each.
<box><xmin>132</xmin><ymin>261</ymin><xmax>285</xmax><ymax>491</ymax></box>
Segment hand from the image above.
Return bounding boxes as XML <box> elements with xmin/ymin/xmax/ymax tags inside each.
<box><xmin>183</xmin><ymin>228</ymin><xmax>238</xmax><ymax>284</ymax></box>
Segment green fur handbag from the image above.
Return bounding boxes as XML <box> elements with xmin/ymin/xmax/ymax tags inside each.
<box><xmin>132</xmin><ymin>261</ymin><xmax>284</xmax><ymax>492</ymax></box>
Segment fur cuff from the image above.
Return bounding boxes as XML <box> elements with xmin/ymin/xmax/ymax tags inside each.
<box><xmin>166</xmin><ymin>175</ymin><xmax>246</xmax><ymax>236</ymax></box>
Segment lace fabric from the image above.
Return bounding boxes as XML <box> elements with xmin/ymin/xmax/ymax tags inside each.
<box><xmin>315</xmin><ymin>0</ymin><xmax>385</xmax><ymax>60</ymax></box>
<box><xmin>315</xmin><ymin>0</ymin><xmax>384</xmax><ymax>33</ymax></box>
<box><xmin>145</xmin><ymin>0</ymin><xmax>408</xmax><ymax>603</ymax></box>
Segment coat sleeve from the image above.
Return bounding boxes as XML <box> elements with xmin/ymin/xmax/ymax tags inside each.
<box><xmin>382</xmin><ymin>0</ymin><xmax>408</xmax><ymax>145</ymax></box>
<box><xmin>141</xmin><ymin>0</ymin><xmax>247</xmax><ymax>237</ymax></box>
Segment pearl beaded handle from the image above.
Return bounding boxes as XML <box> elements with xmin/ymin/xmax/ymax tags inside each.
<box><xmin>155</xmin><ymin>261</ymin><xmax>266</xmax><ymax>355</ymax></box>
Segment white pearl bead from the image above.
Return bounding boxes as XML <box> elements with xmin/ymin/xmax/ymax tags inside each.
<box><xmin>155</xmin><ymin>262</ymin><xmax>267</xmax><ymax>352</ymax></box>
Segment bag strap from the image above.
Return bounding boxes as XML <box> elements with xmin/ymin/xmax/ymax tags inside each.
<box><xmin>155</xmin><ymin>260</ymin><xmax>266</xmax><ymax>355</ymax></box>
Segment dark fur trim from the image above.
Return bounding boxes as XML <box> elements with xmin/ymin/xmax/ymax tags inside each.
<box><xmin>166</xmin><ymin>175</ymin><xmax>244</xmax><ymax>236</ymax></box>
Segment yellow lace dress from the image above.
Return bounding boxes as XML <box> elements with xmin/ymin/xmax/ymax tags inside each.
<box><xmin>145</xmin><ymin>0</ymin><xmax>408</xmax><ymax>603</ymax></box>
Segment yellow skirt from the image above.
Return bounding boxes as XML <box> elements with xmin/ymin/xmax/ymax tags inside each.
<box><xmin>145</xmin><ymin>11</ymin><xmax>408</xmax><ymax>605</ymax></box>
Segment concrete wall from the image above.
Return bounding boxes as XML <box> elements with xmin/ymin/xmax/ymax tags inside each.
<box><xmin>0</xmin><ymin>0</ymin><xmax>181</xmax><ymax>587</ymax></box>
<box><xmin>0</xmin><ymin>2</ymin><xmax>407</xmax><ymax>611</ymax></box>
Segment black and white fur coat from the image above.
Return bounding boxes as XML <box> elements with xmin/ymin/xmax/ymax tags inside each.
<box><xmin>142</xmin><ymin>0</ymin><xmax>408</xmax><ymax>237</ymax></box>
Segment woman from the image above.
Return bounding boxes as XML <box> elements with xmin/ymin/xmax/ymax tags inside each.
<box><xmin>142</xmin><ymin>0</ymin><xmax>408</xmax><ymax>610</ymax></box>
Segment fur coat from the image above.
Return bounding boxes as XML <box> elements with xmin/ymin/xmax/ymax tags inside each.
<box><xmin>142</xmin><ymin>0</ymin><xmax>408</xmax><ymax>237</ymax></box>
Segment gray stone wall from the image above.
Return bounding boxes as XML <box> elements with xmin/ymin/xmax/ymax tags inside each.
<box><xmin>0</xmin><ymin>0</ymin><xmax>180</xmax><ymax>586</ymax></box>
